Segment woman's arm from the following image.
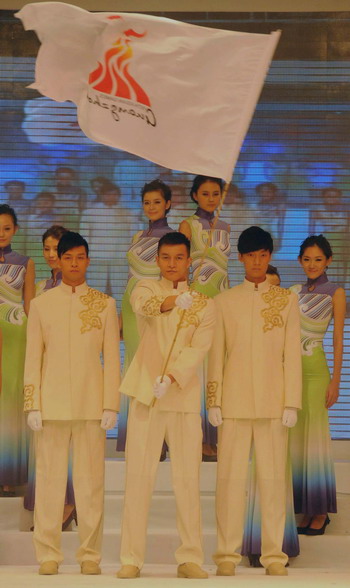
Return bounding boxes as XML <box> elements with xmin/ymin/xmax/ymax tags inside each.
<box><xmin>179</xmin><ymin>220</ymin><xmax>192</xmax><ymax>240</ymax></box>
<box><xmin>23</xmin><ymin>258</ymin><xmax>36</xmax><ymax>316</ymax></box>
<box><xmin>326</xmin><ymin>287</ymin><xmax>346</xmax><ymax>408</ymax></box>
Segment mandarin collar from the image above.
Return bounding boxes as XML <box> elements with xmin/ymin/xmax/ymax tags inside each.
<box><xmin>147</xmin><ymin>217</ymin><xmax>169</xmax><ymax>231</ymax></box>
<box><xmin>160</xmin><ymin>276</ymin><xmax>189</xmax><ymax>292</ymax></box>
<box><xmin>306</xmin><ymin>273</ymin><xmax>328</xmax><ymax>289</ymax></box>
<box><xmin>0</xmin><ymin>244</ymin><xmax>12</xmax><ymax>254</ymax></box>
<box><xmin>59</xmin><ymin>281</ymin><xmax>89</xmax><ymax>295</ymax></box>
<box><xmin>195</xmin><ymin>207</ymin><xmax>215</xmax><ymax>222</ymax></box>
<box><xmin>51</xmin><ymin>270</ymin><xmax>62</xmax><ymax>286</ymax></box>
<box><xmin>243</xmin><ymin>278</ymin><xmax>271</xmax><ymax>292</ymax></box>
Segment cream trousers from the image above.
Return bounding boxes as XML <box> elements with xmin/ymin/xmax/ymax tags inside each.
<box><xmin>33</xmin><ymin>420</ymin><xmax>105</xmax><ymax>565</ymax></box>
<box><xmin>214</xmin><ymin>418</ymin><xmax>289</xmax><ymax>568</ymax></box>
<box><xmin>120</xmin><ymin>399</ymin><xmax>204</xmax><ymax>568</ymax></box>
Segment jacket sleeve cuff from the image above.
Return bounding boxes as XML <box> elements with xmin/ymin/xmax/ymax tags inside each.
<box><xmin>23</xmin><ymin>384</ymin><xmax>40</xmax><ymax>412</ymax></box>
<box><xmin>206</xmin><ymin>381</ymin><xmax>221</xmax><ymax>409</ymax></box>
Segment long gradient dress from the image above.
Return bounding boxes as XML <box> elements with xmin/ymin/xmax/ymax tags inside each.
<box><xmin>242</xmin><ymin>456</ymin><xmax>299</xmax><ymax>560</ymax></box>
<box><xmin>117</xmin><ymin>218</ymin><xmax>175</xmax><ymax>451</ymax></box>
<box><xmin>0</xmin><ymin>245</ymin><xmax>29</xmax><ymax>487</ymax></box>
<box><xmin>290</xmin><ymin>274</ymin><xmax>338</xmax><ymax>516</ymax></box>
<box><xmin>24</xmin><ymin>271</ymin><xmax>75</xmax><ymax>510</ymax></box>
<box><xmin>185</xmin><ymin>207</ymin><xmax>230</xmax><ymax>445</ymax></box>
<box><xmin>242</xmin><ymin>273</ymin><xmax>339</xmax><ymax>561</ymax></box>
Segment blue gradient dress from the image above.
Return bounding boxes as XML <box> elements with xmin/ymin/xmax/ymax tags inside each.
<box><xmin>185</xmin><ymin>207</ymin><xmax>230</xmax><ymax>446</ymax></box>
<box><xmin>0</xmin><ymin>245</ymin><xmax>29</xmax><ymax>487</ymax></box>
<box><xmin>242</xmin><ymin>273</ymin><xmax>338</xmax><ymax>560</ymax></box>
<box><xmin>117</xmin><ymin>218</ymin><xmax>175</xmax><ymax>451</ymax></box>
<box><xmin>290</xmin><ymin>274</ymin><xmax>338</xmax><ymax>516</ymax></box>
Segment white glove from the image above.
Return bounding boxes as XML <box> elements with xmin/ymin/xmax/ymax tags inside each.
<box><xmin>208</xmin><ymin>406</ymin><xmax>223</xmax><ymax>427</ymax></box>
<box><xmin>282</xmin><ymin>407</ymin><xmax>298</xmax><ymax>428</ymax></box>
<box><xmin>27</xmin><ymin>410</ymin><xmax>43</xmax><ymax>431</ymax></box>
<box><xmin>153</xmin><ymin>375</ymin><xmax>172</xmax><ymax>399</ymax></box>
<box><xmin>101</xmin><ymin>410</ymin><xmax>117</xmax><ymax>430</ymax></box>
<box><xmin>175</xmin><ymin>291</ymin><xmax>193</xmax><ymax>310</ymax></box>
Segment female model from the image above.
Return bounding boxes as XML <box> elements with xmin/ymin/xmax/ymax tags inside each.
<box><xmin>179</xmin><ymin>175</ymin><xmax>230</xmax><ymax>459</ymax></box>
<box><xmin>0</xmin><ymin>204</ymin><xmax>35</xmax><ymax>495</ymax></box>
<box><xmin>117</xmin><ymin>179</ymin><xmax>175</xmax><ymax>452</ymax></box>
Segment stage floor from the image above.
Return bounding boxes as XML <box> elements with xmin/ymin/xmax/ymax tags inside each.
<box><xmin>1</xmin><ymin>564</ymin><xmax>349</xmax><ymax>587</ymax></box>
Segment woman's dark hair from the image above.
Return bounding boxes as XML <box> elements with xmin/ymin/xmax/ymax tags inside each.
<box><xmin>141</xmin><ymin>179</ymin><xmax>172</xmax><ymax>215</ymax></box>
<box><xmin>190</xmin><ymin>175</ymin><xmax>223</xmax><ymax>203</ymax></box>
<box><xmin>238</xmin><ymin>226</ymin><xmax>273</xmax><ymax>254</ymax></box>
<box><xmin>0</xmin><ymin>203</ymin><xmax>18</xmax><ymax>226</ymax></box>
<box><xmin>42</xmin><ymin>225</ymin><xmax>68</xmax><ymax>245</ymax></box>
<box><xmin>299</xmin><ymin>234</ymin><xmax>333</xmax><ymax>260</ymax></box>
<box><xmin>57</xmin><ymin>231</ymin><xmax>89</xmax><ymax>258</ymax></box>
<box><xmin>267</xmin><ymin>264</ymin><xmax>280</xmax><ymax>280</ymax></box>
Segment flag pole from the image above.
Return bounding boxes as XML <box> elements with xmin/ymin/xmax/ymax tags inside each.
<box><xmin>159</xmin><ymin>180</ymin><xmax>231</xmax><ymax>381</ymax></box>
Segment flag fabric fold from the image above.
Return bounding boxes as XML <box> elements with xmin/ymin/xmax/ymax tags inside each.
<box><xmin>16</xmin><ymin>2</ymin><xmax>280</xmax><ymax>182</ymax></box>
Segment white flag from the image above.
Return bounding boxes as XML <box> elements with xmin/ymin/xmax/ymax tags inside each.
<box><xmin>17</xmin><ymin>2</ymin><xmax>280</xmax><ymax>182</ymax></box>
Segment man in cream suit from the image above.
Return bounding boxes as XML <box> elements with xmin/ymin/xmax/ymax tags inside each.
<box><xmin>24</xmin><ymin>231</ymin><xmax>120</xmax><ymax>576</ymax></box>
<box><xmin>117</xmin><ymin>232</ymin><xmax>215</xmax><ymax>580</ymax></box>
<box><xmin>207</xmin><ymin>226</ymin><xmax>302</xmax><ymax>577</ymax></box>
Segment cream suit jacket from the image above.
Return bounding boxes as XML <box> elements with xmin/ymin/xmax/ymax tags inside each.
<box><xmin>120</xmin><ymin>277</ymin><xmax>216</xmax><ymax>411</ymax></box>
<box><xmin>207</xmin><ymin>279</ymin><xmax>302</xmax><ymax>418</ymax></box>
<box><xmin>24</xmin><ymin>281</ymin><xmax>120</xmax><ymax>419</ymax></box>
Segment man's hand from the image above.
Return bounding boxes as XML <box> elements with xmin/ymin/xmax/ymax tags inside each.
<box><xmin>27</xmin><ymin>410</ymin><xmax>43</xmax><ymax>431</ymax></box>
<box><xmin>153</xmin><ymin>375</ymin><xmax>172</xmax><ymax>399</ymax></box>
<box><xmin>101</xmin><ymin>410</ymin><xmax>117</xmax><ymax>430</ymax></box>
<box><xmin>208</xmin><ymin>406</ymin><xmax>223</xmax><ymax>427</ymax></box>
<box><xmin>175</xmin><ymin>291</ymin><xmax>193</xmax><ymax>310</ymax></box>
<box><xmin>282</xmin><ymin>407</ymin><xmax>298</xmax><ymax>428</ymax></box>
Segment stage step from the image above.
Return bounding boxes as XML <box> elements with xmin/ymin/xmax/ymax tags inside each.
<box><xmin>0</xmin><ymin>527</ymin><xmax>349</xmax><ymax>567</ymax></box>
<box><xmin>0</xmin><ymin>458</ymin><xmax>349</xmax><ymax>566</ymax></box>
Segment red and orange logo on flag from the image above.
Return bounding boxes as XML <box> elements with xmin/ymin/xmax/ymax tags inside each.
<box><xmin>89</xmin><ymin>16</ymin><xmax>151</xmax><ymax>106</ymax></box>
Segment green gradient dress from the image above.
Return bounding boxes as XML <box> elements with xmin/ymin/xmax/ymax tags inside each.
<box><xmin>0</xmin><ymin>245</ymin><xmax>29</xmax><ymax>487</ymax></box>
<box><xmin>242</xmin><ymin>273</ymin><xmax>338</xmax><ymax>561</ymax></box>
<box><xmin>185</xmin><ymin>207</ymin><xmax>230</xmax><ymax>445</ymax></box>
<box><xmin>117</xmin><ymin>218</ymin><xmax>175</xmax><ymax>451</ymax></box>
<box><xmin>290</xmin><ymin>274</ymin><xmax>338</xmax><ymax>515</ymax></box>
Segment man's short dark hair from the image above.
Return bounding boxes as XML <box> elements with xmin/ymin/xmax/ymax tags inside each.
<box><xmin>237</xmin><ymin>226</ymin><xmax>273</xmax><ymax>254</ymax></box>
<box><xmin>158</xmin><ymin>231</ymin><xmax>191</xmax><ymax>256</ymax></box>
<box><xmin>58</xmin><ymin>231</ymin><xmax>89</xmax><ymax>258</ymax></box>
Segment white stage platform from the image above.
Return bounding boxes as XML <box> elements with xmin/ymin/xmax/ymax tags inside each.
<box><xmin>0</xmin><ymin>459</ymin><xmax>349</xmax><ymax>585</ymax></box>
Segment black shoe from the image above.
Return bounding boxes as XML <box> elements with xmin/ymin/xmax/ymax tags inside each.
<box><xmin>297</xmin><ymin>517</ymin><xmax>312</xmax><ymax>534</ymax></box>
<box><xmin>305</xmin><ymin>515</ymin><xmax>330</xmax><ymax>536</ymax></box>
<box><xmin>248</xmin><ymin>554</ymin><xmax>263</xmax><ymax>568</ymax></box>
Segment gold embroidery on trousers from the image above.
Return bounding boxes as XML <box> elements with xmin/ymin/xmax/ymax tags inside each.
<box><xmin>178</xmin><ymin>292</ymin><xmax>208</xmax><ymax>329</ymax></box>
<box><xmin>142</xmin><ymin>295</ymin><xmax>164</xmax><ymax>317</ymax></box>
<box><xmin>79</xmin><ymin>288</ymin><xmax>108</xmax><ymax>333</ymax></box>
<box><xmin>24</xmin><ymin>384</ymin><xmax>35</xmax><ymax>411</ymax></box>
<box><xmin>261</xmin><ymin>286</ymin><xmax>291</xmax><ymax>332</ymax></box>
<box><xmin>206</xmin><ymin>381</ymin><xmax>219</xmax><ymax>408</ymax></box>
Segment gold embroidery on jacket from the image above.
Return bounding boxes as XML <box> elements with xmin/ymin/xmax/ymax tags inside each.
<box><xmin>24</xmin><ymin>384</ymin><xmax>35</xmax><ymax>411</ymax></box>
<box><xmin>261</xmin><ymin>286</ymin><xmax>291</xmax><ymax>332</ymax></box>
<box><xmin>79</xmin><ymin>288</ymin><xmax>108</xmax><ymax>333</ymax></box>
<box><xmin>178</xmin><ymin>292</ymin><xmax>208</xmax><ymax>328</ymax></box>
<box><xmin>142</xmin><ymin>295</ymin><xmax>164</xmax><ymax>317</ymax></box>
<box><xmin>206</xmin><ymin>381</ymin><xmax>218</xmax><ymax>408</ymax></box>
